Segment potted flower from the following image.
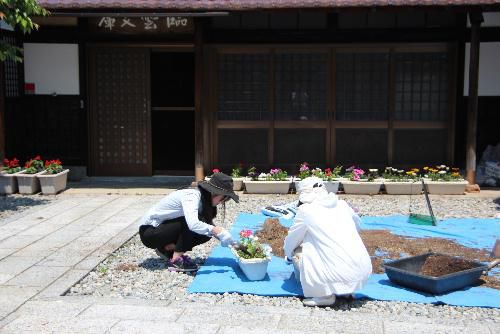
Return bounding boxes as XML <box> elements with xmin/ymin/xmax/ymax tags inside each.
<box><xmin>342</xmin><ymin>166</ymin><xmax>382</xmax><ymax>195</ymax></box>
<box><xmin>231</xmin><ymin>164</ymin><xmax>244</xmax><ymax>191</ymax></box>
<box><xmin>0</xmin><ymin>157</ymin><xmax>22</xmax><ymax>194</ymax></box>
<box><xmin>16</xmin><ymin>155</ymin><xmax>45</xmax><ymax>194</ymax></box>
<box><xmin>321</xmin><ymin>166</ymin><xmax>343</xmax><ymax>193</ymax></box>
<box><xmin>383</xmin><ymin>167</ymin><xmax>422</xmax><ymax>195</ymax></box>
<box><xmin>230</xmin><ymin>229</ymin><xmax>271</xmax><ymax>281</ymax></box>
<box><xmin>205</xmin><ymin>168</ymin><xmax>219</xmax><ymax>181</ymax></box>
<box><xmin>37</xmin><ymin>159</ymin><xmax>70</xmax><ymax>195</ymax></box>
<box><xmin>423</xmin><ymin>165</ymin><xmax>468</xmax><ymax>195</ymax></box>
<box><xmin>244</xmin><ymin>167</ymin><xmax>292</xmax><ymax>194</ymax></box>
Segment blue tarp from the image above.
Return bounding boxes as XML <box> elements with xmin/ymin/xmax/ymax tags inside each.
<box><xmin>188</xmin><ymin>213</ymin><xmax>500</xmax><ymax>308</ymax></box>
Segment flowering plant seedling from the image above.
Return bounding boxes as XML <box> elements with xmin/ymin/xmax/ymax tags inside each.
<box><xmin>2</xmin><ymin>157</ymin><xmax>22</xmax><ymax>174</ymax></box>
<box><xmin>235</xmin><ymin>230</ymin><xmax>269</xmax><ymax>259</ymax></box>
<box><xmin>24</xmin><ymin>155</ymin><xmax>44</xmax><ymax>174</ymax></box>
<box><xmin>45</xmin><ymin>159</ymin><xmax>63</xmax><ymax>175</ymax></box>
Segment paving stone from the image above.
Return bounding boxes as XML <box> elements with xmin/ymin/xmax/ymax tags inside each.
<box><xmin>15</xmin><ymin>300</ymin><xmax>91</xmax><ymax>318</ymax></box>
<box><xmin>109</xmin><ymin>319</ymin><xmax>219</xmax><ymax>334</ymax></box>
<box><xmin>17</xmin><ymin>222</ymin><xmax>64</xmax><ymax>237</ymax></box>
<box><xmin>79</xmin><ymin>304</ymin><xmax>184</xmax><ymax>321</ymax></box>
<box><xmin>1</xmin><ymin>315</ymin><xmax>118</xmax><ymax>333</ymax></box>
<box><xmin>0</xmin><ymin>273</ymin><xmax>15</xmax><ymax>284</ymax></box>
<box><xmin>218</xmin><ymin>325</ymin><xmax>325</xmax><ymax>334</ymax></box>
<box><xmin>0</xmin><ymin>235</ymin><xmax>43</xmax><ymax>249</ymax></box>
<box><xmin>279</xmin><ymin>313</ymin><xmax>384</xmax><ymax>333</ymax></box>
<box><xmin>178</xmin><ymin>307</ymin><xmax>281</xmax><ymax>328</ymax></box>
<box><xmin>5</xmin><ymin>265</ymin><xmax>69</xmax><ymax>288</ymax></box>
<box><xmin>0</xmin><ymin>256</ymin><xmax>41</xmax><ymax>276</ymax></box>
<box><xmin>383</xmin><ymin>320</ymin><xmax>493</xmax><ymax>334</ymax></box>
<box><xmin>36</xmin><ymin>269</ymin><xmax>89</xmax><ymax>298</ymax></box>
<box><xmin>0</xmin><ymin>248</ymin><xmax>17</xmax><ymax>260</ymax></box>
<box><xmin>0</xmin><ymin>286</ymin><xmax>41</xmax><ymax>319</ymax></box>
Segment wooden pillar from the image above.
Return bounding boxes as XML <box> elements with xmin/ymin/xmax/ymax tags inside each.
<box><xmin>0</xmin><ymin>43</ymin><xmax>5</xmax><ymax>163</ymax></box>
<box><xmin>465</xmin><ymin>11</ymin><xmax>483</xmax><ymax>185</ymax></box>
<box><xmin>194</xmin><ymin>19</ymin><xmax>205</xmax><ymax>181</ymax></box>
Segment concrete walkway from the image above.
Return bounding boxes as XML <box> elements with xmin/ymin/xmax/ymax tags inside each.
<box><xmin>0</xmin><ymin>191</ymin><xmax>498</xmax><ymax>333</ymax></box>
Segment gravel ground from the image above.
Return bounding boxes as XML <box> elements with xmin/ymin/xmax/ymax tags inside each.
<box><xmin>0</xmin><ymin>194</ymin><xmax>56</xmax><ymax>221</ymax></box>
<box><xmin>66</xmin><ymin>193</ymin><xmax>500</xmax><ymax>323</ymax></box>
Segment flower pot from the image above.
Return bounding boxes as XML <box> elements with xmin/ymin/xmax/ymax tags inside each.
<box><xmin>323</xmin><ymin>180</ymin><xmax>340</xmax><ymax>193</ymax></box>
<box><xmin>0</xmin><ymin>172</ymin><xmax>18</xmax><ymax>194</ymax></box>
<box><xmin>230</xmin><ymin>246</ymin><xmax>271</xmax><ymax>281</ymax></box>
<box><xmin>384</xmin><ymin>181</ymin><xmax>422</xmax><ymax>195</ymax></box>
<box><xmin>232</xmin><ymin>177</ymin><xmax>244</xmax><ymax>191</ymax></box>
<box><xmin>16</xmin><ymin>170</ymin><xmax>44</xmax><ymax>194</ymax></box>
<box><xmin>37</xmin><ymin>169</ymin><xmax>69</xmax><ymax>195</ymax></box>
<box><xmin>424</xmin><ymin>180</ymin><xmax>468</xmax><ymax>195</ymax></box>
<box><xmin>243</xmin><ymin>179</ymin><xmax>292</xmax><ymax>194</ymax></box>
<box><xmin>341</xmin><ymin>180</ymin><xmax>382</xmax><ymax>195</ymax></box>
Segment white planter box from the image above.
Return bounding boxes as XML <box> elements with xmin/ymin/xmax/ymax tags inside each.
<box><xmin>243</xmin><ymin>179</ymin><xmax>292</xmax><ymax>194</ymax></box>
<box><xmin>341</xmin><ymin>180</ymin><xmax>382</xmax><ymax>195</ymax></box>
<box><xmin>0</xmin><ymin>172</ymin><xmax>18</xmax><ymax>194</ymax></box>
<box><xmin>38</xmin><ymin>169</ymin><xmax>69</xmax><ymax>195</ymax></box>
<box><xmin>232</xmin><ymin>177</ymin><xmax>244</xmax><ymax>191</ymax></box>
<box><xmin>16</xmin><ymin>170</ymin><xmax>44</xmax><ymax>194</ymax></box>
<box><xmin>324</xmin><ymin>180</ymin><xmax>340</xmax><ymax>193</ymax></box>
<box><xmin>424</xmin><ymin>180</ymin><xmax>468</xmax><ymax>195</ymax></box>
<box><xmin>384</xmin><ymin>181</ymin><xmax>423</xmax><ymax>195</ymax></box>
<box><xmin>230</xmin><ymin>246</ymin><xmax>270</xmax><ymax>281</ymax></box>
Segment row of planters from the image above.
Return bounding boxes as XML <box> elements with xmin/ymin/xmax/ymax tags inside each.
<box><xmin>209</xmin><ymin>163</ymin><xmax>468</xmax><ymax>195</ymax></box>
<box><xmin>0</xmin><ymin>156</ymin><xmax>69</xmax><ymax>195</ymax></box>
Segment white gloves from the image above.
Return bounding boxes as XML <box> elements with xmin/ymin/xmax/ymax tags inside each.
<box><xmin>216</xmin><ymin>230</ymin><xmax>234</xmax><ymax>247</ymax></box>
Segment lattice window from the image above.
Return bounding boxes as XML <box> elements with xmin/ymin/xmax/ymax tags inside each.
<box><xmin>275</xmin><ymin>53</ymin><xmax>328</xmax><ymax>120</ymax></box>
<box><xmin>217</xmin><ymin>53</ymin><xmax>270</xmax><ymax>120</ymax></box>
<box><xmin>336</xmin><ymin>53</ymin><xmax>389</xmax><ymax>120</ymax></box>
<box><xmin>395</xmin><ymin>52</ymin><xmax>449</xmax><ymax>121</ymax></box>
<box><xmin>336</xmin><ymin>129</ymin><xmax>388</xmax><ymax>167</ymax></box>
<box><xmin>2</xmin><ymin>34</ymin><xmax>20</xmax><ymax>97</ymax></box>
<box><xmin>274</xmin><ymin>129</ymin><xmax>326</xmax><ymax>165</ymax></box>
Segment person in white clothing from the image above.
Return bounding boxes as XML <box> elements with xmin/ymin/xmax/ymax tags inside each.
<box><xmin>139</xmin><ymin>173</ymin><xmax>238</xmax><ymax>272</ymax></box>
<box><xmin>284</xmin><ymin>176</ymin><xmax>372</xmax><ymax>307</ymax></box>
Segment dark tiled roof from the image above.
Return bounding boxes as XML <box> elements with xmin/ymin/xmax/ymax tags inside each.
<box><xmin>38</xmin><ymin>0</ymin><xmax>500</xmax><ymax>11</ymax></box>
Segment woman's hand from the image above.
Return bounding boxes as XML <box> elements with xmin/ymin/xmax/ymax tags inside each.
<box><xmin>212</xmin><ymin>226</ymin><xmax>224</xmax><ymax>236</ymax></box>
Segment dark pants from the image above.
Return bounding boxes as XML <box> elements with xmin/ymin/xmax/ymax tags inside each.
<box><xmin>139</xmin><ymin>216</ymin><xmax>211</xmax><ymax>252</ymax></box>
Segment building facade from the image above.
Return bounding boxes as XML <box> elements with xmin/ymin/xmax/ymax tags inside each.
<box><xmin>1</xmin><ymin>1</ymin><xmax>500</xmax><ymax>180</ymax></box>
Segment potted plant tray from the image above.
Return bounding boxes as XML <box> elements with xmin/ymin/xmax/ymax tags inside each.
<box><xmin>0</xmin><ymin>172</ymin><xmax>18</xmax><ymax>194</ymax></box>
<box><xmin>384</xmin><ymin>181</ymin><xmax>423</xmax><ymax>195</ymax></box>
<box><xmin>244</xmin><ymin>179</ymin><xmax>292</xmax><ymax>194</ymax></box>
<box><xmin>230</xmin><ymin>246</ymin><xmax>271</xmax><ymax>281</ymax></box>
<box><xmin>232</xmin><ymin>177</ymin><xmax>244</xmax><ymax>191</ymax></box>
<box><xmin>341</xmin><ymin>180</ymin><xmax>382</xmax><ymax>195</ymax></box>
<box><xmin>323</xmin><ymin>180</ymin><xmax>340</xmax><ymax>193</ymax></box>
<box><xmin>423</xmin><ymin>180</ymin><xmax>469</xmax><ymax>195</ymax></box>
<box><xmin>37</xmin><ymin>169</ymin><xmax>70</xmax><ymax>195</ymax></box>
<box><xmin>16</xmin><ymin>170</ymin><xmax>45</xmax><ymax>194</ymax></box>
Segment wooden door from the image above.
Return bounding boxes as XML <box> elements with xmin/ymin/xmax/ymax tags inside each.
<box><xmin>88</xmin><ymin>47</ymin><xmax>151</xmax><ymax>176</ymax></box>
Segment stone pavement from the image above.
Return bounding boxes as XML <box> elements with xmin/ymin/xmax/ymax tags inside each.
<box><xmin>0</xmin><ymin>190</ymin><xmax>498</xmax><ymax>333</ymax></box>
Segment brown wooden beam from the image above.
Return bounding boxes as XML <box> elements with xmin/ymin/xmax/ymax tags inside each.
<box><xmin>465</xmin><ymin>10</ymin><xmax>483</xmax><ymax>185</ymax></box>
<box><xmin>194</xmin><ymin>19</ymin><xmax>205</xmax><ymax>181</ymax></box>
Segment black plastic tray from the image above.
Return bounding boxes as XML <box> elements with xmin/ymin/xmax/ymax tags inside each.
<box><xmin>383</xmin><ymin>252</ymin><xmax>487</xmax><ymax>294</ymax></box>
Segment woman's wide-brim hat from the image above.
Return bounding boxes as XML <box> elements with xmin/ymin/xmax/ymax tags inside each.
<box><xmin>199</xmin><ymin>172</ymin><xmax>239</xmax><ymax>203</ymax></box>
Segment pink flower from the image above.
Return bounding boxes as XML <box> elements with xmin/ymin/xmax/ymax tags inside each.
<box><xmin>239</xmin><ymin>230</ymin><xmax>253</xmax><ymax>238</ymax></box>
<box><xmin>212</xmin><ymin>168</ymin><xmax>220</xmax><ymax>174</ymax></box>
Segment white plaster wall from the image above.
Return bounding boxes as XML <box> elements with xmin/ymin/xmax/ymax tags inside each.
<box><xmin>464</xmin><ymin>42</ymin><xmax>500</xmax><ymax>96</ymax></box>
<box><xmin>23</xmin><ymin>43</ymin><xmax>80</xmax><ymax>95</ymax></box>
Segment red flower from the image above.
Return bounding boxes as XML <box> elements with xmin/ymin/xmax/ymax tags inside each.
<box><xmin>34</xmin><ymin>155</ymin><xmax>42</xmax><ymax>161</ymax></box>
<box><xmin>239</xmin><ymin>230</ymin><xmax>253</xmax><ymax>238</ymax></box>
<box><xmin>212</xmin><ymin>168</ymin><xmax>220</xmax><ymax>174</ymax></box>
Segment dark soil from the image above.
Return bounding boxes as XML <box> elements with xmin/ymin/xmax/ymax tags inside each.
<box><xmin>256</xmin><ymin>218</ymin><xmax>289</xmax><ymax>258</ymax></box>
<box><xmin>420</xmin><ymin>254</ymin><xmax>477</xmax><ymax>277</ymax></box>
<box><xmin>253</xmin><ymin>218</ymin><xmax>499</xmax><ymax>289</ymax></box>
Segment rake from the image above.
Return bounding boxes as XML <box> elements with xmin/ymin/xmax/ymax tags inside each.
<box><xmin>408</xmin><ymin>179</ymin><xmax>437</xmax><ymax>226</ymax></box>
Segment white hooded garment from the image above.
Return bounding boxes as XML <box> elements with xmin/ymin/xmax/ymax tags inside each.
<box><xmin>284</xmin><ymin>189</ymin><xmax>372</xmax><ymax>298</ymax></box>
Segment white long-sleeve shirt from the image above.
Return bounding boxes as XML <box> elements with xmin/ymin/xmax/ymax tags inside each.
<box><xmin>140</xmin><ymin>188</ymin><xmax>214</xmax><ymax>236</ymax></box>
<box><xmin>284</xmin><ymin>194</ymin><xmax>372</xmax><ymax>297</ymax></box>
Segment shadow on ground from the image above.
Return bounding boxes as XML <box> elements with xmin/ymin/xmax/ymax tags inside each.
<box><xmin>0</xmin><ymin>195</ymin><xmax>52</xmax><ymax>213</ymax></box>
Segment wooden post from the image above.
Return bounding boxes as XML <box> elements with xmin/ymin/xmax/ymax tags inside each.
<box><xmin>194</xmin><ymin>19</ymin><xmax>205</xmax><ymax>181</ymax></box>
<box><xmin>0</xmin><ymin>47</ymin><xmax>5</xmax><ymax>163</ymax></box>
<box><xmin>465</xmin><ymin>11</ymin><xmax>483</xmax><ymax>187</ymax></box>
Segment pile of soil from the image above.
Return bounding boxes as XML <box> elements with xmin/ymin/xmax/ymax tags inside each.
<box><xmin>253</xmin><ymin>218</ymin><xmax>499</xmax><ymax>289</ymax></box>
<box><xmin>420</xmin><ymin>254</ymin><xmax>477</xmax><ymax>277</ymax></box>
<box><xmin>255</xmin><ymin>218</ymin><xmax>289</xmax><ymax>257</ymax></box>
